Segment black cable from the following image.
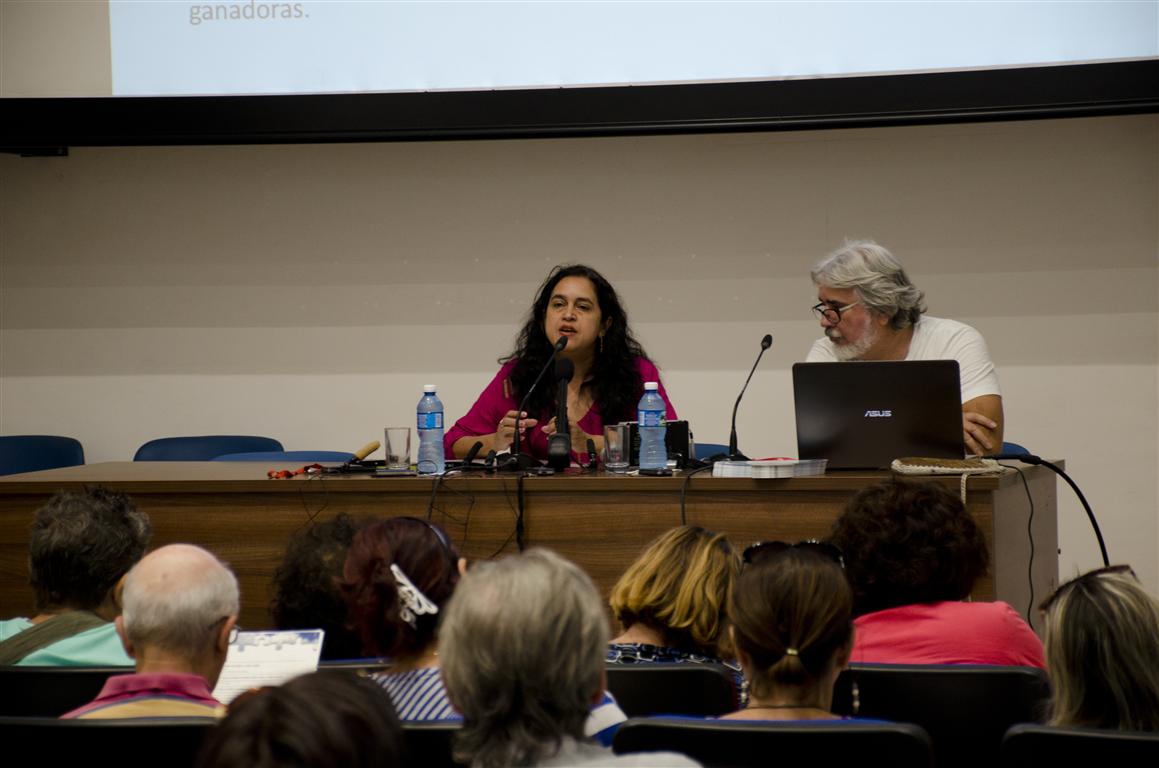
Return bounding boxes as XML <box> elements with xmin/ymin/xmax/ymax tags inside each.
<box><xmin>1002</xmin><ymin>463</ymin><xmax>1036</xmax><ymax>629</ymax></box>
<box><xmin>516</xmin><ymin>473</ymin><xmax>526</xmax><ymax>552</ymax></box>
<box><xmin>679</xmin><ymin>464</ymin><xmax>714</xmax><ymax>526</ymax></box>
<box><xmin>425</xmin><ymin>470</ymin><xmax>447</xmax><ymax>521</ymax></box>
<box><xmin>1035</xmin><ymin>457</ymin><xmax>1108</xmax><ymax>567</ymax></box>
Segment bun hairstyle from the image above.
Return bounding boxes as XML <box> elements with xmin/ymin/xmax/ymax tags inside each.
<box><xmin>728</xmin><ymin>548</ymin><xmax>853</xmax><ymax>699</ymax></box>
<box><xmin>341</xmin><ymin>517</ymin><xmax>460</xmax><ymax>659</ymax></box>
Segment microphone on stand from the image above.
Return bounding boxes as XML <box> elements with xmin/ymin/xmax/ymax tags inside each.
<box><xmin>728</xmin><ymin>333</ymin><xmax>773</xmax><ymax>461</ymax></box>
<box><xmin>547</xmin><ymin>357</ymin><xmax>575</xmax><ymax>470</ymax></box>
<box><xmin>502</xmin><ymin>336</ymin><xmax>568</xmax><ymax>471</ymax></box>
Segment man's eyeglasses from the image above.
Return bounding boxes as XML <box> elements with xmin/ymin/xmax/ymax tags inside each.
<box><xmin>811</xmin><ymin>301</ymin><xmax>860</xmax><ymax>324</ymax></box>
<box><xmin>1038</xmin><ymin>564</ymin><xmax>1136</xmax><ymax>613</ymax></box>
<box><xmin>742</xmin><ymin>539</ymin><xmax>845</xmax><ymax>569</ymax></box>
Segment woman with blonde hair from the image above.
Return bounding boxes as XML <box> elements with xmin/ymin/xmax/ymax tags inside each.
<box><xmin>1040</xmin><ymin>565</ymin><xmax>1159</xmax><ymax>731</ymax></box>
<box><xmin>607</xmin><ymin>526</ymin><xmax>740</xmax><ymax>672</ymax></box>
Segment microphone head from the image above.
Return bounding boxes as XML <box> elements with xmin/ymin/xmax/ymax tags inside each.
<box><xmin>761</xmin><ymin>334</ymin><xmax>773</xmax><ymax>350</ymax></box>
<box><xmin>554</xmin><ymin>356</ymin><xmax>575</xmax><ymax>382</ymax></box>
<box><xmin>554</xmin><ymin>336</ymin><xmax>569</xmax><ymax>352</ymax></box>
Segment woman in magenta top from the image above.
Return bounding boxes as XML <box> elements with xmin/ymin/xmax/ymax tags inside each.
<box><xmin>445</xmin><ymin>264</ymin><xmax>676</xmax><ymax>464</ymax></box>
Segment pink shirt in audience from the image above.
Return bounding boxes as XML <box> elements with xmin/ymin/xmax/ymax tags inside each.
<box><xmin>851</xmin><ymin>600</ymin><xmax>1046</xmax><ymax>668</ymax></box>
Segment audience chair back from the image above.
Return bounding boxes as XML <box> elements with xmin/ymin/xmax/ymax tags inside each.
<box><xmin>613</xmin><ymin>716</ymin><xmax>933</xmax><ymax>768</ymax></box>
<box><xmin>403</xmin><ymin>722</ymin><xmax>465</xmax><ymax>768</ymax></box>
<box><xmin>1001</xmin><ymin>723</ymin><xmax>1159</xmax><ymax>765</ymax></box>
<box><xmin>832</xmin><ymin>664</ymin><xmax>1050</xmax><ymax>768</ymax></box>
<box><xmin>133</xmin><ymin>435</ymin><xmax>283</xmax><ymax>461</ymax></box>
<box><xmin>0</xmin><ymin>666</ymin><xmax>123</xmax><ymax>717</ymax></box>
<box><xmin>0</xmin><ymin>716</ymin><xmax>214</xmax><ymax>768</ymax></box>
<box><xmin>0</xmin><ymin>435</ymin><xmax>84</xmax><ymax>476</ymax></box>
<box><xmin>605</xmin><ymin>663</ymin><xmax>738</xmax><ymax>717</ymax></box>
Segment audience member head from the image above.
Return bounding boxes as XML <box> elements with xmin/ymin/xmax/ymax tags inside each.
<box><xmin>117</xmin><ymin>543</ymin><xmax>239</xmax><ymax>688</ymax></box>
<box><xmin>196</xmin><ymin>671</ymin><xmax>404</xmax><ymax>768</ymax></box>
<box><xmin>272</xmin><ymin>514</ymin><xmax>364</xmax><ymax>660</ymax></box>
<box><xmin>440</xmin><ymin>548</ymin><xmax>609</xmax><ymax>768</ymax></box>
<box><xmin>729</xmin><ymin>543</ymin><xmax>853</xmax><ymax>713</ymax></box>
<box><xmin>341</xmin><ymin>517</ymin><xmax>460</xmax><ymax>660</ymax></box>
<box><xmin>828</xmin><ymin>478</ymin><xmax>988</xmax><ymax>616</ymax></box>
<box><xmin>810</xmin><ymin>240</ymin><xmax>926</xmax><ymax>330</ymax></box>
<box><xmin>609</xmin><ymin>525</ymin><xmax>740</xmax><ymax>656</ymax></box>
<box><xmin>1041</xmin><ymin>565</ymin><xmax>1159</xmax><ymax>731</ymax></box>
<box><xmin>29</xmin><ymin>486</ymin><xmax>151</xmax><ymax>618</ymax></box>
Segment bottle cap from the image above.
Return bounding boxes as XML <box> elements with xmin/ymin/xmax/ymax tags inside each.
<box><xmin>423</xmin><ymin>384</ymin><xmax>437</xmax><ymax>393</ymax></box>
<box><xmin>644</xmin><ymin>381</ymin><xmax>658</xmax><ymax>391</ymax></box>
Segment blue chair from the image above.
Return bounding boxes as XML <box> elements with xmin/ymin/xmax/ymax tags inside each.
<box><xmin>0</xmin><ymin>435</ymin><xmax>85</xmax><ymax>476</ymax></box>
<box><xmin>211</xmin><ymin>450</ymin><xmax>355</xmax><ymax>463</ymax></box>
<box><xmin>133</xmin><ymin>435</ymin><xmax>283</xmax><ymax>461</ymax></box>
<box><xmin>694</xmin><ymin>442</ymin><xmax>729</xmax><ymax>460</ymax></box>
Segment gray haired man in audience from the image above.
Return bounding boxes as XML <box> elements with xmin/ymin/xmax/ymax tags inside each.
<box><xmin>63</xmin><ymin>543</ymin><xmax>239</xmax><ymax>718</ymax></box>
<box><xmin>0</xmin><ymin>487</ymin><xmax>151</xmax><ymax>666</ymax></box>
<box><xmin>439</xmin><ymin>548</ymin><xmax>699</xmax><ymax>767</ymax></box>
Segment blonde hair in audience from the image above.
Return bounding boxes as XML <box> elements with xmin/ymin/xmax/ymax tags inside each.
<box><xmin>1042</xmin><ymin>567</ymin><xmax>1159</xmax><ymax>731</ymax></box>
<box><xmin>608</xmin><ymin>526</ymin><xmax>740</xmax><ymax>656</ymax></box>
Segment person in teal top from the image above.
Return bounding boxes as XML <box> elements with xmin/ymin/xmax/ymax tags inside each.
<box><xmin>0</xmin><ymin>487</ymin><xmax>150</xmax><ymax>666</ymax></box>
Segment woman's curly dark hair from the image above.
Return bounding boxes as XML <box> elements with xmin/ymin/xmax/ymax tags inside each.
<box><xmin>504</xmin><ymin>264</ymin><xmax>651</xmax><ymax>426</ymax></box>
<box><xmin>271</xmin><ymin>514</ymin><xmax>364</xmax><ymax>661</ymax></box>
<box><xmin>827</xmin><ymin>478</ymin><xmax>989</xmax><ymax>617</ymax></box>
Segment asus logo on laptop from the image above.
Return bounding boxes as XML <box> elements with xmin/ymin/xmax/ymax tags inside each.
<box><xmin>864</xmin><ymin>410</ymin><xmax>893</xmax><ymax>418</ymax></box>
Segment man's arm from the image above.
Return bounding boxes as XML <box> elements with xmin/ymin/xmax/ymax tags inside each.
<box><xmin>962</xmin><ymin>394</ymin><xmax>1004</xmax><ymax>456</ymax></box>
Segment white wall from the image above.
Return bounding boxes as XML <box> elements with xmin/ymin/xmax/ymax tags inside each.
<box><xmin>1</xmin><ymin>114</ymin><xmax>1156</xmax><ymax>592</ymax></box>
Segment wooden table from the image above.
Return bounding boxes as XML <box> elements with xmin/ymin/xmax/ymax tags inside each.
<box><xmin>0</xmin><ymin>462</ymin><xmax>1058</xmax><ymax>631</ymax></box>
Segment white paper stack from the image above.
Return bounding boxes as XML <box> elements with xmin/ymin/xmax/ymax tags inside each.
<box><xmin>711</xmin><ymin>459</ymin><xmax>828</xmax><ymax>478</ymax></box>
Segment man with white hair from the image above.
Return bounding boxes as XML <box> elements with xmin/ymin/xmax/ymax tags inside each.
<box><xmin>806</xmin><ymin>240</ymin><xmax>1004</xmax><ymax>456</ymax></box>
<box><xmin>439</xmin><ymin>548</ymin><xmax>698</xmax><ymax>767</ymax></box>
<box><xmin>63</xmin><ymin>544</ymin><xmax>238</xmax><ymax>719</ymax></box>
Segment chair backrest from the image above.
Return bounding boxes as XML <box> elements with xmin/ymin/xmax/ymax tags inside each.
<box><xmin>693</xmin><ymin>442</ymin><xmax>729</xmax><ymax>460</ymax></box>
<box><xmin>0</xmin><ymin>435</ymin><xmax>84</xmax><ymax>476</ymax></box>
<box><xmin>832</xmin><ymin>664</ymin><xmax>1051</xmax><ymax>768</ymax></box>
<box><xmin>133</xmin><ymin>435</ymin><xmax>283</xmax><ymax>461</ymax></box>
<box><xmin>613</xmin><ymin>716</ymin><xmax>933</xmax><ymax>768</ymax></box>
<box><xmin>0</xmin><ymin>717</ymin><xmax>214</xmax><ymax>767</ymax></box>
<box><xmin>605</xmin><ymin>663</ymin><xmax>738</xmax><ymax>717</ymax></box>
<box><xmin>211</xmin><ymin>450</ymin><xmax>355</xmax><ymax>462</ymax></box>
<box><xmin>403</xmin><ymin>722</ymin><xmax>465</xmax><ymax>768</ymax></box>
<box><xmin>0</xmin><ymin>666</ymin><xmax>125</xmax><ymax>717</ymax></box>
<box><xmin>1002</xmin><ymin>723</ymin><xmax>1159</xmax><ymax>765</ymax></box>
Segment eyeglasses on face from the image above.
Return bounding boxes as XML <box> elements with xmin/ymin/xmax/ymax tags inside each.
<box><xmin>811</xmin><ymin>300</ymin><xmax>860</xmax><ymax>324</ymax></box>
<box><xmin>1038</xmin><ymin>564</ymin><xmax>1136</xmax><ymax>613</ymax></box>
<box><xmin>742</xmin><ymin>539</ymin><xmax>845</xmax><ymax>569</ymax></box>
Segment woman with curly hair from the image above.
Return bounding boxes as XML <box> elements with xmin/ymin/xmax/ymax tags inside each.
<box><xmin>607</xmin><ymin>526</ymin><xmax>740</xmax><ymax>674</ymax></box>
<box><xmin>445</xmin><ymin>264</ymin><xmax>676</xmax><ymax>464</ymax></box>
<box><xmin>827</xmin><ymin>478</ymin><xmax>1044</xmax><ymax>667</ymax></box>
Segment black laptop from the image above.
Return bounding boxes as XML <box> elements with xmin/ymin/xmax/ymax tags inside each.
<box><xmin>792</xmin><ymin>360</ymin><xmax>965</xmax><ymax>470</ymax></box>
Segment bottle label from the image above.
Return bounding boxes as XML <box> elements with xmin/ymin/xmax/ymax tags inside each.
<box><xmin>638</xmin><ymin>409</ymin><xmax>665</xmax><ymax>428</ymax></box>
<box><xmin>417</xmin><ymin>412</ymin><xmax>443</xmax><ymax>430</ymax></box>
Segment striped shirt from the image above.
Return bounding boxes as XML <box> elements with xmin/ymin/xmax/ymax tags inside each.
<box><xmin>374</xmin><ymin>667</ymin><xmax>457</xmax><ymax>721</ymax></box>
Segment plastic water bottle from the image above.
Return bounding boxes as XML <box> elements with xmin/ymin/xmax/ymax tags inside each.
<box><xmin>637</xmin><ymin>381</ymin><xmax>668</xmax><ymax>470</ymax></box>
<box><xmin>416</xmin><ymin>384</ymin><xmax>445</xmax><ymax>475</ymax></box>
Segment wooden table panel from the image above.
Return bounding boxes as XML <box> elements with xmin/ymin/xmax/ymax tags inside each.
<box><xmin>0</xmin><ymin>462</ymin><xmax>1057</xmax><ymax>631</ymax></box>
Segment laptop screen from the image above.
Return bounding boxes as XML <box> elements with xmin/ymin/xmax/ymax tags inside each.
<box><xmin>792</xmin><ymin>360</ymin><xmax>965</xmax><ymax>470</ymax></box>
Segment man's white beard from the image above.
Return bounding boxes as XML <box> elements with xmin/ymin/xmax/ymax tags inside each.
<box><xmin>827</xmin><ymin>324</ymin><xmax>877</xmax><ymax>361</ymax></box>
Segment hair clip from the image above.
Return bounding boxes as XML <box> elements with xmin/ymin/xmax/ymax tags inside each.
<box><xmin>390</xmin><ymin>564</ymin><xmax>439</xmax><ymax>629</ymax></box>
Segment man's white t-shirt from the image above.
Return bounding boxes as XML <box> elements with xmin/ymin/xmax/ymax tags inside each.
<box><xmin>805</xmin><ymin>316</ymin><xmax>1001</xmax><ymax>403</ymax></box>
